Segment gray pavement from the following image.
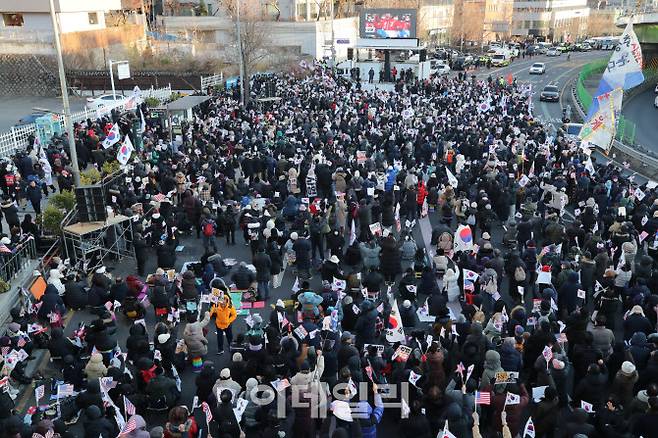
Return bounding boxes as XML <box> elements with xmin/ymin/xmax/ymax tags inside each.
<box><xmin>0</xmin><ymin>96</ymin><xmax>87</xmax><ymax>131</ymax></box>
<box><xmin>622</xmin><ymin>86</ymin><xmax>658</xmax><ymax>152</ymax></box>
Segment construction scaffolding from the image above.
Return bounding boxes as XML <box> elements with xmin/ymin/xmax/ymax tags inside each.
<box><xmin>62</xmin><ymin>214</ymin><xmax>135</xmax><ymax>274</ymax></box>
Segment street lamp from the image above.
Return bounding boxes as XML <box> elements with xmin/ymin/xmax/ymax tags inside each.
<box><xmin>48</xmin><ymin>0</ymin><xmax>81</xmax><ymax>186</ymax></box>
<box><xmin>108</xmin><ymin>60</ymin><xmax>130</xmax><ymax>101</ymax></box>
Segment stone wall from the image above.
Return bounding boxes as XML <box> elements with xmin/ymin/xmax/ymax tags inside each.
<box><xmin>0</xmin><ymin>54</ymin><xmax>59</xmax><ymax>96</ymax></box>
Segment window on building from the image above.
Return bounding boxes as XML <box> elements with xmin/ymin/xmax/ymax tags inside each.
<box><xmin>2</xmin><ymin>13</ymin><xmax>24</xmax><ymax>27</ymax></box>
<box><xmin>88</xmin><ymin>12</ymin><xmax>98</xmax><ymax>25</ymax></box>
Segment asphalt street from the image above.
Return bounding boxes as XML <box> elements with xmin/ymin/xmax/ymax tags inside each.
<box><xmin>622</xmin><ymin>85</ymin><xmax>658</xmax><ymax>153</ymax></box>
<box><xmin>15</xmin><ymin>52</ymin><xmax>613</xmax><ymax>436</ymax></box>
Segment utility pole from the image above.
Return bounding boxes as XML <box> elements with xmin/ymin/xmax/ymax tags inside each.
<box><xmin>330</xmin><ymin>0</ymin><xmax>336</xmax><ymax>70</ymax></box>
<box><xmin>236</xmin><ymin>0</ymin><xmax>245</xmax><ymax>106</ymax></box>
<box><xmin>48</xmin><ymin>0</ymin><xmax>81</xmax><ymax>186</ymax></box>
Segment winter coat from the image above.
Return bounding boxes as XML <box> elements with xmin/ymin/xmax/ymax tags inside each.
<box><xmin>126</xmin><ymin>323</ymin><xmax>150</xmax><ymax>363</ymax></box>
<box><xmin>360</xmin><ymin>243</ymin><xmax>381</xmax><ymax>270</ymax></box>
<box><xmin>183</xmin><ymin>312</ymin><xmax>211</xmax><ymax>357</ymax></box>
<box><xmin>252</xmin><ymin>251</ymin><xmax>272</xmax><ymax>282</ymax></box>
<box><xmin>480</xmin><ymin>350</ymin><xmax>504</xmax><ymax>391</ymax></box>
<box><xmin>425</xmin><ymin>350</ymin><xmax>446</xmax><ymax>387</ymax></box>
<box><xmin>499</xmin><ymin>341</ymin><xmax>523</xmax><ymax>372</ymax></box>
<box><xmin>623</xmin><ymin>313</ymin><xmax>654</xmax><ymax>340</ymax></box>
<box><xmin>47</xmin><ymin>269</ymin><xmax>65</xmax><ymax>296</ymax></box>
<box><xmin>37</xmin><ymin>284</ymin><xmax>65</xmax><ymax>319</ymax></box>
<box><xmin>354</xmin><ymin>300</ymin><xmax>378</xmax><ymax>347</ymax></box>
<box><xmin>146</xmin><ymin>374</ymin><xmax>180</xmax><ymax>408</ymax></box>
<box><xmin>591</xmin><ymin>325</ymin><xmax>615</xmax><ymax>358</ymax></box>
<box><xmin>443</xmin><ymin>268</ymin><xmax>460</xmax><ymax>302</ymax></box>
<box><xmin>293</xmin><ymin>238</ymin><xmax>312</xmax><ymax>270</ymax></box>
<box><xmin>491</xmin><ymin>385</ymin><xmax>529</xmax><ymax>436</ymax></box>
<box><xmin>558</xmin><ymin>271</ymin><xmax>581</xmax><ymax>315</ymax></box>
<box><xmin>180</xmin><ymin>271</ymin><xmax>199</xmax><ymax>301</ymax></box>
<box><xmin>82</xmin><ymin>405</ymin><xmax>115</xmax><ymax>438</ymax></box>
<box><xmin>231</xmin><ymin>265</ymin><xmax>255</xmax><ymax>290</ymax></box>
<box><xmin>84</xmin><ymin>353</ymin><xmax>108</xmax><ymax>380</ymax></box>
<box><xmin>610</xmin><ymin>370</ymin><xmax>638</xmax><ymax>406</ymax></box>
<box><xmin>400</xmin><ymin>239</ymin><xmax>417</xmax><ymax>272</ymax></box>
<box><xmin>124</xmin><ymin>415</ymin><xmax>150</xmax><ymax>438</ymax></box>
<box><xmin>210</xmin><ymin>301</ymin><xmax>237</xmax><ymax>330</ymax></box>
<box><xmin>380</xmin><ymin>237</ymin><xmax>401</xmax><ymax>276</ymax></box>
<box><xmin>64</xmin><ymin>279</ymin><xmax>87</xmax><ymax>310</ymax></box>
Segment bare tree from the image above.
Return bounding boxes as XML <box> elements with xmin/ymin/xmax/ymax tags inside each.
<box><xmin>221</xmin><ymin>0</ymin><xmax>271</xmax><ymax>103</ymax></box>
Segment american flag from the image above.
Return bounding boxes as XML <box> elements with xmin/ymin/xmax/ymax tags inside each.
<box><xmin>124</xmin><ymin>396</ymin><xmax>136</xmax><ymax>416</ymax></box>
<box><xmin>1</xmin><ymin>346</ymin><xmax>10</xmax><ymax>356</ymax></box>
<box><xmin>475</xmin><ymin>391</ymin><xmax>491</xmax><ymax>405</ymax></box>
<box><xmin>57</xmin><ymin>383</ymin><xmax>75</xmax><ymax>397</ymax></box>
<box><xmin>201</xmin><ymin>401</ymin><xmax>213</xmax><ymax>425</ymax></box>
<box><xmin>152</xmin><ymin>193</ymin><xmax>167</xmax><ymax>203</ymax></box>
<box><xmin>456</xmin><ymin>362</ymin><xmax>465</xmax><ymax>377</ymax></box>
<box><xmin>0</xmin><ymin>244</ymin><xmax>12</xmax><ymax>254</ymax></box>
<box><xmin>17</xmin><ymin>337</ymin><xmax>26</xmax><ymax>348</ymax></box>
<box><xmin>119</xmin><ymin>417</ymin><xmax>137</xmax><ymax>435</ymax></box>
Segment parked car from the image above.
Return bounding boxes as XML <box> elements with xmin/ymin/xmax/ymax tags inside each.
<box><xmin>490</xmin><ymin>53</ymin><xmax>511</xmax><ymax>67</ymax></box>
<box><xmin>451</xmin><ymin>56</ymin><xmax>471</xmax><ymax>70</ymax></box>
<box><xmin>654</xmin><ymin>95</ymin><xmax>658</xmax><ymax>108</ymax></box>
<box><xmin>430</xmin><ymin>60</ymin><xmax>450</xmax><ymax>76</ymax></box>
<box><xmin>86</xmin><ymin>94</ymin><xmax>125</xmax><ymax>110</ymax></box>
<box><xmin>546</xmin><ymin>48</ymin><xmax>561</xmax><ymax>57</ymax></box>
<box><xmin>654</xmin><ymin>83</ymin><xmax>658</xmax><ymax>93</ymax></box>
<box><xmin>540</xmin><ymin>84</ymin><xmax>560</xmax><ymax>102</ymax></box>
<box><xmin>17</xmin><ymin>110</ymin><xmax>49</xmax><ymax>126</ymax></box>
<box><xmin>529</xmin><ymin>62</ymin><xmax>546</xmax><ymax>75</ymax></box>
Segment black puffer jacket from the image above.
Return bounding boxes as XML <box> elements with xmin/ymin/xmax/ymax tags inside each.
<box><xmin>37</xmin><ymin>284</ymin><xmax>65</xmax><ymax>320</ymax></box>
<box><xmin>354</xmin><ymin>300</ymin><xmax>378</xmax><ymax>347</ymax></box>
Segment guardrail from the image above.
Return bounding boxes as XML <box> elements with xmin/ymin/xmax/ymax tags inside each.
<box><xmin>0</xmin><ymin>236</ymin><xmax>37</xmax><ymax>283</ymax></box>
<box><xmin>575</xmin><ymin>59</ymin><xmax>658</xmax><ymax>145</ymax></box>
<box><xmin>571</xmin><ymin>75</ymin><xmax>658</xmax><ymax>171</ymax></box>
<box><xmin>0</xmin><ymin>85</ymin><xmax>173</xmax><ymax>158</ymax></box>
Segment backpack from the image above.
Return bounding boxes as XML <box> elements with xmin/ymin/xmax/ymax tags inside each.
<box><xmin>514</xmin><ymin>266</ymin><xmax>526</xmax><ymax>282</ymax></box>
<box><xmin>202</xmin><ymin>219</ymin><xmax>216</xmax><ymax>237</ymax></box>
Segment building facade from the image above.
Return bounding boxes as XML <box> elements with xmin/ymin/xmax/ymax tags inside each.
<box><xmin>511</xmin><ymin>0</ymin><xmax>590</xmax><ymax>41</ymax></box>
<box><xmin>0</xmin><ymin>0</ymin><xmax>123</xmax><ymax>33</ymax></box>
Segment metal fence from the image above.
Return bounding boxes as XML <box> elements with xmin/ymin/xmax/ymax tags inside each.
<box><xmin>0</xmin><ymin>236</ymin><xmax>37</xmax><ymax>283</ymax></box>
<box><xmin>576</xmin><ymin>59</ymin><xmax>658</xmax><ymax>145</ymax></box>
<box><xmin>0</xmin><ymin>85</ymin><xmax>173</xmax><ymax>158</ymax></box>
<box><xmin>200</xmin><ymin>73</ymin><xmax>224</xmax><ymax>93</ymax></box>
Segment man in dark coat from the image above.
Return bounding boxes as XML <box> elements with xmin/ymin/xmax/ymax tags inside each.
<box><xmin>37</xmin><ymin>284</ymin><xmax>65</xmax><ymax>320</ymax></box>
<box><xmin>252</xmin><ymin>246</ymin><xmax>272</xmax><ymax>300</ymax></box>
<box><xmin>354</xmin><ymin>300</ymin><xmax>378</xmax><ymax>348</ymax></box>
<box><xmin>64</xmin><ymin>274</ymin><xmax>87</xmax><ymax>310</ymax></box>
<box><xmin>292</xmin><ymin>232</ymin><xmax>312</xmax><ymax>279</ymax></box>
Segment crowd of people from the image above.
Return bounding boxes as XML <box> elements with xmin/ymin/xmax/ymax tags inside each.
<box><xmin>0</xmin><ymin>61</ymin><xmax>657</xmax><ymax>438</ymax></box>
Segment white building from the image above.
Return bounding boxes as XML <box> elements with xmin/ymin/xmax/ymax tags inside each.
<box><xmin>511</xmin><ymin>0</ymin><xmax>590</xmax><ymax>41</ymax></box>
<box><xmin>0</xmin><ymin>0</ymin><xmax>123</xmax><ymax>33</ymax></box>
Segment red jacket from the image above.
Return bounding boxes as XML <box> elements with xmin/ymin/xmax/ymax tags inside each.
<box><xmin>416</xmin><ymin>182</ymin><xmax>428</xmax><ymax>205</ymax></box>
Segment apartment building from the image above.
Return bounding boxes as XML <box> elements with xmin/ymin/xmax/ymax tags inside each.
<box><xmin>511</xmin><ymin>0</ymin><xmax>590</xmax><ymax>41</ymax></box>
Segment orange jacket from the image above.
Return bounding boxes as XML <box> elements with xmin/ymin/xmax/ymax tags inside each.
<box><xmin>210</xmin><ymin>300</ymin><xmax>237</xmax><ymax>329</ymax></box>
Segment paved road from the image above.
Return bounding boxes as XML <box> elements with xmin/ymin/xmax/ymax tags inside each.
<box><xmin>470</xmin><ymin>51</ymin><xmax>605</xmax><ymax>129</ymax></box>
<box><xmin>622</xmin><ymin>85</ymin><xmax>658</xmax><ymax>152</ymax></box>
<box><xmin>0</xmin><ymin>96</ymin><xmax>87</xmax><ymax>132</ymax></box>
